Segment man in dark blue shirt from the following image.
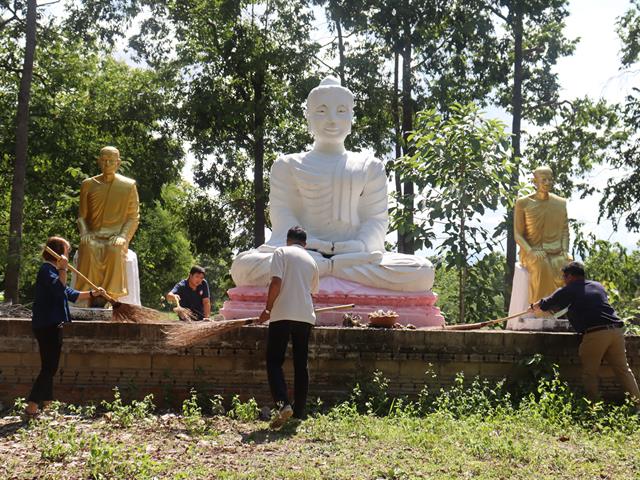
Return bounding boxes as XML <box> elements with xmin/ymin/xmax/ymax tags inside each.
<box><xmin>166</xmin><ymin>266</ymin><xmax>211</xmax><ymax>321</ymax></box>
<box><xmin>532</xmin><ymin>261</ymin><xmax>639</xmax><ymax>403</ymax></box>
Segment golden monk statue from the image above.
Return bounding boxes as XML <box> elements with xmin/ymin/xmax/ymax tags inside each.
<box><xmin>76</xmin><ymin>146</ymin><xmax>140</xmax><ymax>303</ymax></box>
<box><xmin>514</xmin><ymin>166</ymin><xmax>571</xmax><ymax>306</ymax></box>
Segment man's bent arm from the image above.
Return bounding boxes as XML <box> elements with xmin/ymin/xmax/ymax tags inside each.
<box><xmin>538</xmin><ymin>286</ymin><xmax>573</xmax><ymax>312</ymax></box>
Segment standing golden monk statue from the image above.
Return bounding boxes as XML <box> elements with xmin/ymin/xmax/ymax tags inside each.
<box><xmin>76</xmin><ymin>147</ymin><xmax>140</xmax><ymax>302</ymax></box>
<box><xmin>514</xmin><ymin>166</ymin><xmax>571</xmax><ymax>306</ymax></box>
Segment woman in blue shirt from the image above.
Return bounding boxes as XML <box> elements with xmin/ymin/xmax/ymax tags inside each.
<box><xmin>25</xmin><ymin>236</ymin><xmax>105</xmax><ymax>418</ymax></box>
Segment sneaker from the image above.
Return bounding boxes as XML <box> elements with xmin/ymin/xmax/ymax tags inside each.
<box><xmin>269</xmin><ymin>404</ymin><xmax>293</xmax><ymax>429</ymax></box>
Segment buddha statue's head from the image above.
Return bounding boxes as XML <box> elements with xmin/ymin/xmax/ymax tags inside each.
<box><xmin>305</xmin><ymin>76</ymin><xmax>354</xmax><ymax>145</ymax></box>
<box><xmin>532</xmin><ymin>166</ymin><xmax>554</xmax><ymax>195</ymax></box>
<box><xmin>98</xmin><ymin>146</ymin><xmax>121</xmax><ymax>175</ymax></box>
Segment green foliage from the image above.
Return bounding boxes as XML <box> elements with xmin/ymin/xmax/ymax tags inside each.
<box><xmin>131</xmin><ymin>0</ymin><xmax>320</xmax><ymax>246</ymax></box>
<box><xmin>524</xmin><ymin>97</ymin><xmax>624</xmax><ymax>196</ymax></box>
<box><xmin>160</xmin><ymin>183</ymin><xmax>233</xmax><ymax>310</ymax></box>
<box><xmin>101</xmin><ymin>388</ymin><xmax>155</xmax><ymax>428</ymax></box>
<box><xmin>181</xmin><ymin>389</ymin><xmax>207</xmax><ymax>435</ymax></box>
<box><xmin>87</xmin><ymin>435</ymin><xmax>163</xmax><ymax>480</ymax></box>
<box><xmin>395</xmin><ymin>103</ymin><xmax>513</xmax><ymax>321</ymax></box>
<box><xmin>39</xmin><ymin>424</ymin><xmax>85</xmax><ymax>462</ymax></box>
<box><xmin>600</xmin><ymin>89</ymin><xmax>640</xmax><ymax>232</ymax></box>
<box><xmin>0</xmin><ymin>24</ymin><xmax>187</xmax><ymax>302</ymax></box>
<box><xmin>227</xmin><ymin>395</ymin><xmax>260</xmax><ymax>422</ymax></box>
<box><xmin>434</xmin><ymin>252</ymin><xmax>506</xmax><ymax>324</ymax></box>
<box><xmin>11</xmin><ymin>397</ymin><xmax>26</xmax><ymax>414</ymax></box>
<box><xmin>617</xmin><ymin>0</ymin><xmax>640</xmax><ymax>66</ymax></box>
<box><xmin>131</xmin><ymin>198</ymin><xmax>195</xmax><ymax>309</ymax></box>
<box><xmin>349</xmin><ymin>370</ymin><xmax>391</xmax><ymax>416</ymax></box>
<box><xmin>493</xmin><ymin>0</ymin><xmax>577</xmax><ymax>125</ymax></box>
<box><xmin>433</xmin><ymin>374</ymin><xmax>513</xmax><ymax>419</ymax></box>
<box><xmin>209</xmin><ymin>394</ymin><xmax>226</xmax><ymax>416</ymax></box>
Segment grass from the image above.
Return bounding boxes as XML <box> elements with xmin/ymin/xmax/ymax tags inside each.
<box><xmin>1</xmin><ymin>370</ymin><xmax>639</xmax><ymax>479</ymax></box>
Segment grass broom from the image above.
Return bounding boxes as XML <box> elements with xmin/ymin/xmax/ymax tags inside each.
<box><xmin>45</xmin><ymin>245</ymin><xmax>167</xmax><ymax>323</ymax></box>
<box><xmin>439</xmin><ymin>309</ymin><xmax>560</xmax><ymax>331</ymax></box>
<box><xmin>173</xmin><ymin>298</ymin><xmax>199</xmax><ymax>322</ymax></box>
<box><xmin>165</xmin><ymin>303</ymin><xmax>356</xmax><ymax>348</ymax></box>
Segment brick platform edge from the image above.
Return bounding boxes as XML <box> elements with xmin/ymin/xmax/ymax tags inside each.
<box><xmin>1</xmin><ymin>318</ymin><xmax>639</xmax><ymax>408</ymax></box>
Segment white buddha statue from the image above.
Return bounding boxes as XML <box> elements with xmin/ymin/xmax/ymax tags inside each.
<box><xmin>230</xmin><ymin>76</ymin><xmax>434</xmax><ymax>292</ymax></box>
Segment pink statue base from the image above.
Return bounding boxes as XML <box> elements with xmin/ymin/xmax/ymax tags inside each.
<box><xmin>221</xmin><ymin>276</ymin><xmax>444</xmax><ymax>328</ymax></box>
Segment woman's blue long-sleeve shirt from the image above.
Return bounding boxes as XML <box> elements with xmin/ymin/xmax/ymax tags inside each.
<box><xmin>31</xmin><ymin>263</ymin><xmax>80</xmax><ymax>329</ymax></box>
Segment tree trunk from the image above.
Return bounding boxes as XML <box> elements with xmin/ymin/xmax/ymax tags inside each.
<box><xmin>335</xmin><ymin>8</ymin><xmax>345</xmax><ymax>86</ymax></box>
<box><xmin>392</xmin><ymin>48</ymin><xmax>404</xmax><ymax>253</ymax></box>
<box><xmin>400</xmin><ymin>25</ymin><xmax>415</xmax><ymax>254</ymax></box>
<box><xmin>458</xmin><ymin>158</ymin><xmax>467</xmax><ymax>323</ymax></box>
<box><xmin>5</xmin><ymin>0</ymin><xmax>37</xmax><ymax>304</ymax></box>
<box><xmin>252</xmin><ymin>69</ymin><xmax>266</xmax><ymax>247</ymax></box>
<box><xmin>504</xmin><ymin>6</ymin><xmax>524</xmax><ymax>310</ymax></box>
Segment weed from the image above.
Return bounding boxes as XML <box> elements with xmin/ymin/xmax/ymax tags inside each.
<box><xmin>87</xmin><ymin>435</ymin><xmax>163</xmax><ymax>479</ymax></box>
<box><xmin>182</xmin><ymin>389</ymin><xmax>207</xmax><ymax>435</ymax></box>
<box><xmin>39</xmin><ymin>424</ymin><xmax>85</xmax><ymax>462</ymax></box>
<box><xmin>12</xmin><ymin>397</ymin><xmax>26</xmax><ymax>414</ymax></box>
<box><xmin>101</xmin><ymin>387</ymin><xmax>155</xmax><ymax>427</ymax></box>
<box><xmin>210</xmin><ymin>394</ymin><xmax>226</xmax><ymax>416</ymax></box>
<box><xmin>227</xmin><ymin>395</ymin><xmax>260</xmax><ymax>421</ymax></box>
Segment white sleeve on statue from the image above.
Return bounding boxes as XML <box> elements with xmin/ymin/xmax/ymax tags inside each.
<box><xmin>268</xmin><ymin>156</ymin><xmax>302</xmax><ymax>246</ymax></box>
<box><xmin>356</xmin><ymin>157</ymin><xmax>388</xmax><ymax>252</ymax></box>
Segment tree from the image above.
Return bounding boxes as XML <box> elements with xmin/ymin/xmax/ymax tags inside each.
<box><xmin>5</xmin><ymin>0</ymin><xmax>36</xmax><ymax>303</ymax></box>
<box><xmin>0</xmin><ymin>25</ymin><xmax>184</xmax><ymax>303</ymax></box>
<box><xmin>131</xmin><ymin>0</ymin><xmax>319</xmax><ymax>248</ymax></box>
<box><xmin>434</xmin><ymin>252</ymin><xmax>507</xmax><ymax>325</ymax></box>
<box><xmin>525</xmin><ymin>97</ymin><xmax>624</xmax><ymax>195</ymax></box>
<box><xmin>598</xmin><ymin>3</ymin><xmax>640</xmax><ymax>232</ymax></box>
<box><xmin>396</xmin><ymin>102</ymin><xmax>513</xmax><ymax>321</ymax></box>
<box><xmin>2</xmin><ymin>0</ymin><xmax>143</xmax><ymax>302</ymax></box>
<box><xmin>484</xmin><ymin>0</ymin><xmax>576</xmax><ymax>308</ymax></box>
<box><xmin>315</xmin><ymin>0</ymin><xmax>507</xmax><ymax>254</ymax></box>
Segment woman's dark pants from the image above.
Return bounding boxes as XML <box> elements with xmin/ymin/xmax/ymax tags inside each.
<box><xmin>28</xmin><ymin>325</ymin><xmax>63</xmax><ymax>403</ymax></box>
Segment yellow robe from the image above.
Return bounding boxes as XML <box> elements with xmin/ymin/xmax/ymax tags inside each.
<box><xmin>514</xmin><ymin>193</ymin><xmax>571</xmax><ymax>304</ymax></box>
<box><xmin>76</xmin><ymin>174</ymin><xmax>139</xmax><ymax>298</ymax></box>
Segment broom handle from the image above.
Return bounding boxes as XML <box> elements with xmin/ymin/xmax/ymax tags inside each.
<box><xmin>481</xmin><ymin>309</ymin><xmax>531</xmax><ymax>327</ymax></box>
<box><xmin>444</xmin><ymin>309</ymin><xmax>531</xmax><ymax>330</ymax></box>
<box><xmin>229</xmin><ymin>303</ymin><xmax>357</xmax><ymax>324</ymax></box>
<box><xmin>44</xmin><ymin>245</ymin><xmax>117</xmax><ymax>303</ymax></box>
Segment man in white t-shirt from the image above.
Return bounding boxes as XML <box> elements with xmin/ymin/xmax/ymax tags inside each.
<box><xmin>258</xmin><ymin>226</ymin><xmax>320</xmax><ymax>429</ymax></box>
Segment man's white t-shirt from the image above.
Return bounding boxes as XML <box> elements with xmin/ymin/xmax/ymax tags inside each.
<box><xmin>269</xmin><ymin>244</ymin><xmax>320</xmax><ymax>325</ymax></box>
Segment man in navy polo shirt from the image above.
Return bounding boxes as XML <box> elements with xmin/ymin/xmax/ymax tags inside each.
<box><xmin>532</xmin><ymin>261</ymin><xmax>640</xmax><ymax>403</ymax></box>
<box><xmin>167</xmin><ymin>266</ymin><xmax>211</xmax><ymax>321</ymax></box>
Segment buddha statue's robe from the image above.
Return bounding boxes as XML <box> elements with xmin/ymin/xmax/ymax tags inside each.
<box><xmin>76</xmin><ymin>174</ymin><xmax>140</xmax><ymax>298</ymax></box>
<box><xmin>230</xmin><ymin>151</ymin><xmax>434</xmax><ymax>292</ymax></box>
<box><xmin>514</xmin><ymin>192</ymin><xmax>571</xmax><ymax>303</ymax></box>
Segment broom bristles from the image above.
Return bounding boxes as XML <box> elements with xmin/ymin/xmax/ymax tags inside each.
<box><xmin>164</xmin><ymin>318</ymin><xmax>252</xmax><ymax>348</ymax></box>
<box><xmin>164</xmin><ymin>304</ymin><xmax>356</xmax><ymax>349</ymax></box>
<box><xmin>173</xmin><ymin>306</ymin><xmax>200</xmax><ymax>322</ymax></box>
<box><xmin>111</xmin><ymin>303</ymin><xmax>168</xmax><ymax>323</ymax></box>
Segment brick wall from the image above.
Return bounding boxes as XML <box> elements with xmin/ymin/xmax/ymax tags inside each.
<box><xmin>1</xmin><ymin>318</ymin><xmax>638</xmax><ymax>407</ymax></box>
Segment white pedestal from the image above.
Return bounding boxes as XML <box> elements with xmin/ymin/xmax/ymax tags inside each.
<box><xmin>118</xmin><ymin>250</ymin><xmax>141</xmax><ymax>306</ymax></box>
<box><xmin>506</xmin><ymin>262</ymin><xmax>570</xmax><ymax>331</ymax></box>
<box><xmin>71</xmin><ymin>249</ymin><xmax>141</xmax><ymax>306</ymax></box>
